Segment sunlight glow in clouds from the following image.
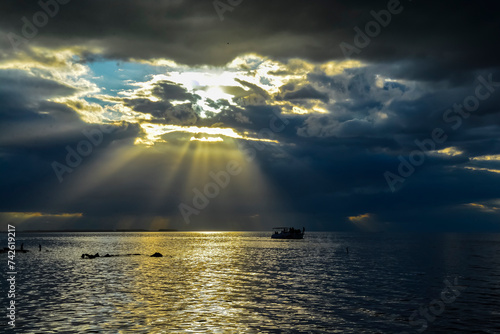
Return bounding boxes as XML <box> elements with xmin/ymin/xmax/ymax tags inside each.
<box><xmin>348</xmin><ymin>213</ymin><xmax>384</xmax><ymax>232</ymax></box>
<box><xmin>464</xmin><ymin>167</ymin><xmax>500</xmax><ymax>174</ymax></box>
<box><xmin>1</xmin><ymin>212</ymin><xmax>83</xmax><ymax>219</ymax></box>
<box><xmin>137</xmin><ymin>123</ymin><xmax>279</xmax><ymax>146</ymax></box>
<box><xmin>190</xmin><ymin>137</ymin><xmax>224</xmax><ymax>142</ymax></box>
<box><xmin>0</xmin><ymin>48</ymin><xmax>368</xmax><ymax>146</ymax></box>
<box><xmin>0</xmin><ymin>212</ymin><xmax>83</xmax><ymax>228</ymax></box>
<box><xmin>472</xmin><ymin>155</ymin><xmax>500</xmax><ymax>161</ymax></box>
<box><xmin>433</xmin><ymin>147</ymin><xmax>464</xmax><ymax>157</ymax></box>
<box><xmin>464</xmin><ymin>203</ymin><xmax>500</xmax><ymax>213</ymax></box>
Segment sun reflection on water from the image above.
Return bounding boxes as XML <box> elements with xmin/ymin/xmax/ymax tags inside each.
<box><xmin>14</xmin><ymin>232</ymin><xmax>496</xmax><ymax>333</ymax></box>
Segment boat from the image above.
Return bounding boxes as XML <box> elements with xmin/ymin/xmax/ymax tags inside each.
<box><xmin>271</xmin><ymin>227</ymin><xmax>305</xmax><ymax>239</ymax></box>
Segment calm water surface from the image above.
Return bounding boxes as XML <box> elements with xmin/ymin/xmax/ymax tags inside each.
<box><xmin>1</xmin><ymin>232</ymin><xmax>500</xmax><ymax>333</ymax></box>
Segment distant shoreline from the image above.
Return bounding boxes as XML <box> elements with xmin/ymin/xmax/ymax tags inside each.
<box><xmin>0</xmin><ymin>229</ymin><xmax>179</xmax><ymax>233</ymax></box>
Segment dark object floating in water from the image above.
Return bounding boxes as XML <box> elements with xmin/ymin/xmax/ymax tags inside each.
<box><xmin>150</xmin><ymin>252</ymin><xmax>163</xmax><ymax>257</ymax></box>
<box><xmin>82</xmin><ymin>253</ymin><xmax>100</xmax><ymax>259</ymax></box>
<box><xmin>81</xmin><ymin>253</ymin><xmax>141</xmax><ymax>259</ymax></box>
<box><xmin>271</xmin><ymin>227</ymin><xmax>305</xmax><ymax>239</ymax></box>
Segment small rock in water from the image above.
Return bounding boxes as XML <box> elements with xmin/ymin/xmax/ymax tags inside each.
<box><xmin>150</xmin><ymin>252</ymin><xmax>163</xmax><ymax>257</ymax></box>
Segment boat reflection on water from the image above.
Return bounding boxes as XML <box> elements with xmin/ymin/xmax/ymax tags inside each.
<box><xmin>271</xmin><ymin>227</ymin><xmax>305</xmax><ymax>239</ymax></box>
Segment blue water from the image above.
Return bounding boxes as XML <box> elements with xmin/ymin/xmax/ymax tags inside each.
<box><xmin>1</xmin><ymin>232</ymin><xmax>499</xmax><ymax>333</ymax></box>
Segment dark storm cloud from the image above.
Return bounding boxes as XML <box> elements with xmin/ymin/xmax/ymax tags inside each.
<box><xmin>0</xmin><ymin>0</ymin><xmax>498</xmax><ymax>76</ymax></box>
<box><xmin>123</xmin><ymin>80</ymin><xmax>200</xmax><ymax>125</ymax></box>
<box><xmin>233</xmin><ymin>79</ymin><xmax>270</xmax><ymax>100</ymax></box>
<box><xmin>0</xmin><ymin>69</ymin><xmax>83</xmax><ymax>145</ymax></box>
<box><xmin>151</xmin><ymin>81</ymin><xmax>198</xmax><ymax>102</ymax></box>
<box><xmin>0</xmin><ymin>69</ymin><xmax>76</xmax><ymax>118</ymax></box>
<box><xmin>283</xmin><ymin>85</ymin><xmax>330</xmax><ymax>103</ymax></box>
<box><xmin>125</xmin><ymin>96</ymin><xmax>199</xmax><ymax>125</ymax></box>
<box><xmin>248</xmin><ymin>132</ymin><xmax>500</xmax><ymax>231</ymax></box>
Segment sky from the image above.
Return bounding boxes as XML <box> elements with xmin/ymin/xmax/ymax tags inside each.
<box><xmin>1</xmin><ymin>0</ymin><xmax>500</xmax><ymax>232</ymax></box>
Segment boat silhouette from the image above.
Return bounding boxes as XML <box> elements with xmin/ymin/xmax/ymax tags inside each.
<box><xmin>271</xmin><ymin>227</ymin><xmax>305</xmax><ymax>239</ymax></box>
